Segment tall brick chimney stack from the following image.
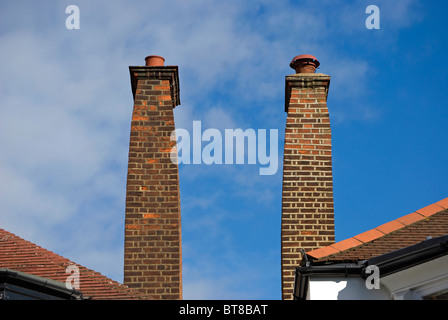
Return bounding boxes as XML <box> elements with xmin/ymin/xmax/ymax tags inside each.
<box><xmin>124</xmin><ymin>55</ymin><xmax>182</xmax><ymax>299</ymax></box>
<box><xmin>281</xmin><ymin>55</ymin><xmax>335</xmax><ymax>300</ymax></box>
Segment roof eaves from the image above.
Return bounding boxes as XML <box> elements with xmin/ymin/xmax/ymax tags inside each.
<box><xmin>294</xmin><ymin>234</ymin><xmax>448</xmax><ymax>300</ymax></box>
<box><xmin>0</xmin><ymin>268</ymin><xmax>83</xmax><ymax>300</ymax></box>
<box><xmin>367</xmin><ymin>234</ymin><xmax>448</xmax><ymax>277</ymax></box>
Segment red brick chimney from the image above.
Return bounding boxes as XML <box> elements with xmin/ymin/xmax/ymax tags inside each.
<box><xmin>281</xmin><ymin>55</ymin><xmax>335</xmax><ymax>300</ymax></box>
<box><xmin>124</xmin><ymin>55</ymin><xmax>182</xmax><ymax>299</ymax></box>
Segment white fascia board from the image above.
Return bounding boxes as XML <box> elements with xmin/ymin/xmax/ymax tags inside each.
<box><xmin>308</xmin><ymin>276</ymin><xmax>390</xmax><ymax>300</ymax></box>
<box><xmin>381</xmin><ymin>254</ymin><xmax>448</xmax><ymax>300</ymax></box>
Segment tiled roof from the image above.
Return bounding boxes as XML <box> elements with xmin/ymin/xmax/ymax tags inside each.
<box><xmin>307</xmin><ymin>197</ymin><xmax>448</xmax><ymax>262</ymax></box>
<box><xmin>0</xmin><ymin>228</ymin><xmax>146</xmax><ymax>300</ymax></box>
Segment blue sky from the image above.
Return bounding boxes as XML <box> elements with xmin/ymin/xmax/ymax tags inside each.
<box><xmin>0</xmin><ymin>1</ymin><xmax>447</xmax><ymax>299</ymax></box>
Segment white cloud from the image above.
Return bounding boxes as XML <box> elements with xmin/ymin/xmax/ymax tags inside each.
<box><xmin>0</xmin><ymin>0</ymin><xmax>426</xmax><ymax>298</ymax></box>
<box><xmin>0</xmin><ymin>164</ymin><xmax>77</xmax><ymax>230</ymax></box>
<box><xmin>380</xmin><ymin>0</ymin><xmax>424</xmax><ymax>28</ymax></box>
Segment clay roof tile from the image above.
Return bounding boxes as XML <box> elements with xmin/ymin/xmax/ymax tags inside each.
<box><xmin>307</xmin><ymin>197</ymin><xmax>448</xmax><ymax>262</ymax></box>
<box><xmin>0</xmin><ymin>228</ymin><xmax>147</xmax><ymax>300</ymax></box>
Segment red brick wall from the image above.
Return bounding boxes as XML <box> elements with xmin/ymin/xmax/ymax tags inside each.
<box><xmin>281</xmin><ymin>73</ymin><xmax>335</xmax><ymax>300</ymax></box>
<box><xmin>124</xmin><ymin>66</ymin><xmax>182</xmax><ymax>299</ymax></box>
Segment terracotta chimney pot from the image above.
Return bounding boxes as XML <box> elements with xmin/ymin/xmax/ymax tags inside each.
<box><xmin>290</xmin><ymin>54</ymin><xmax>320</xmax><ymax>73</ymax></box>
<box><xmin>145</xmin><ymin>55</ymin><xmax>165</xmax><ymax>67</ymax></box>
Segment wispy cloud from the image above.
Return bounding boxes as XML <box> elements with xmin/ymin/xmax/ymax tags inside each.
<box><xmin>0</xmin><ymin>0</ymin><xmax>427</xmax><ymax>297</ymax></box>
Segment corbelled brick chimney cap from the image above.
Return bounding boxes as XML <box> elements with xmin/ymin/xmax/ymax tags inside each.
<box><xmin>290</xmin><ymin>54</ymin><xmax>320</xmax><ymax>73</ymax></box>
<box><xmin>145</xmin><ymin>55</ymin><xmax>165</xmax><ymax>67</ymax></box>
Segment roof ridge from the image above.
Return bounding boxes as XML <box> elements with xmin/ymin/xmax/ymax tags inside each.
<box><xmin>307</xmin><ymin>197</ymin><xmax>448</xmax><ymax>259</ymax></box>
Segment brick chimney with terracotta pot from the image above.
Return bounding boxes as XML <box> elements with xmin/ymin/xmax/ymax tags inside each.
<box><xmin>124</xmin><ymin>55</ymin><xmax>182</xmax><ymax>299</ymax></box>
<box><xmin>281</xmin><ymin>55</ymin><xmax>335</xmax><ymax>300</ymax></box>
